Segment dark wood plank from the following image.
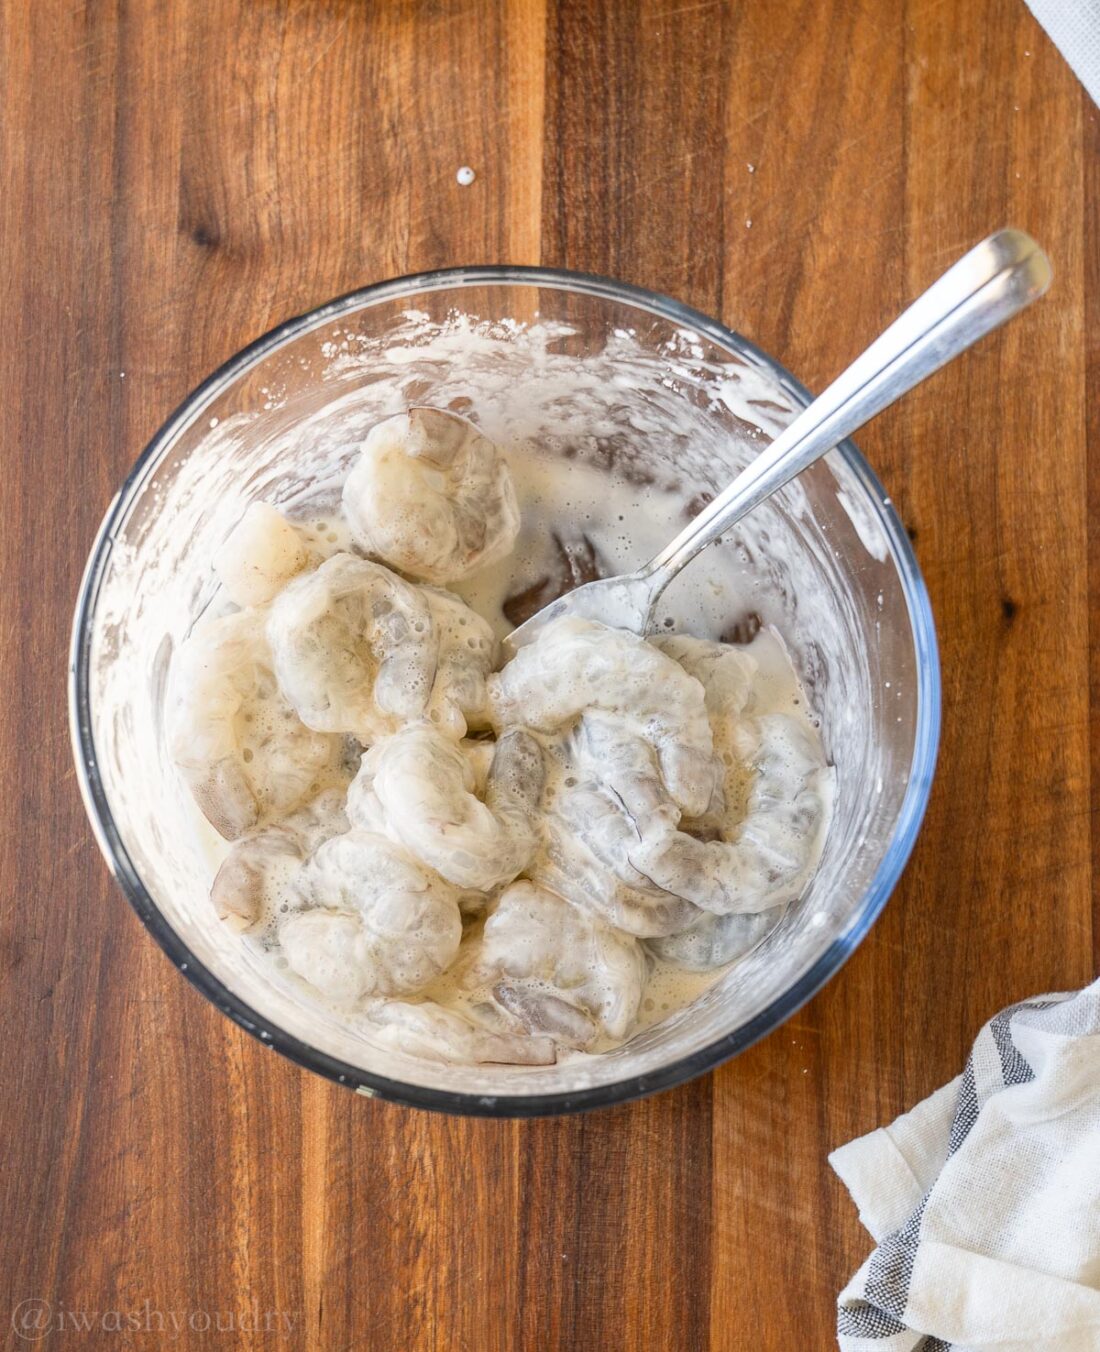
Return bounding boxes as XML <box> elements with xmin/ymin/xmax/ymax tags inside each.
<box><xmin>0</xmin><ymin>1</ymin><xmax>1093</xmax><ymax>1349</ymax></box>
<box><xmin>1089</xmin><ymin>100</ymin><xmax>1100</xmax><ymax>983</ymax></box>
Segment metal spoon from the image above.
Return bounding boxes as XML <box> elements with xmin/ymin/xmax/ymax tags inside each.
<box><xmin>503</xmin><ymin>229</ymin><xmax>1051</xmax><ymax>655</ymax></box>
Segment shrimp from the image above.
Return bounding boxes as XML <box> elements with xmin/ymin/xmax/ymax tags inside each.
<box><xmin>651</xmin><ymin>634</ymin><xmax>756</xmax><ymax>728</ymax></box>
<box><xmin>545</xmin><ymin>703</ymin><xmax>829</xmax><ymax>920</ymax></box>
<box><xmin>211</xmin><ymin>826</ymin><xmax>301</xmax><ymax>932</ymax></box>
<box><xmin>213</xmin><ymin>501</ymin><xmax>311</xmax><ymax>608</ymax></box>
<box><xmin>342</xmin><ymin>407</ymin><xmax>520</xmax><ymax>584</ymax></box>
<box><xmin>348</xmin><ymin>723</ymin><xmax>543</xmax><ymax>893</ymax></box>
<box><xmin>477</xmin><ymin>881</ymin><xmax>646</xmax><ymax>1049</ymax></box>
<box><xmin>651</xmin><ymin>633</ymin><xmax>758</xmax><ymax>833</ymax></box>
<box><xmin>529</xmin><ymin>817</ymin><xmax>699</xmax><ymax>938</ymax></box>
<box><xmin>279</xmin><ymin>829</ymin><xmax>463</xmax><ymax>1002</ymax></box>
<box><xmin>266</xmin><ymin>552</ymin><xmax>436</xmax><ymax>741</ymax></box>
<box><xmin>630</xmin><ymin>714</ymin><xmax>831</xmax><ymax>915</ymax></box>
<box><xmin>168</xmin><ymin>610</ymin><xmax>343</xmax><ymax>840</ymax></box>
<box><xmin>209</xmin><ymin>788</ymin><xmax>349</xmax><ymax>932</ymax></box>
<box><xmin>646</xmin><ymin>907</ymin><xmax>784</xmax><ymax>971</ymax></box>
<box><xmin>367</xmin><ymin>1000</ymin><xmax>556</xmax><ymax>1066</ymax></box>
<box><xmin>421</xmin><ymin>586</ymin><xmax>497</xmax><ymax>738</ymax></box>
<box><xmin>534</xmin><ymin>714</ymin><xmax>698</xmax><ymax>937</ymax></box>
<box><xmin>488</xmin><ymin>617</ymin><xmax>716</xmax><ymax>816</ymax></box>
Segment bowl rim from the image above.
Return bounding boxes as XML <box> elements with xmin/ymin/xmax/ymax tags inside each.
<box><xmin>68</xmin><ymin>264</ymin><xmax>941</xmax><ymax>1117</ymax></box>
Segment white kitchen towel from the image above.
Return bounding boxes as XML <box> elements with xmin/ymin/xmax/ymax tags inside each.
<box><xmin>1026</xmin><ymin>1</ymin><xmax>1100</xmax><ymax>104</ymax></box>
<box><xmin>830</xmin><ymin>980</ymin><xmax>1100</xmax><ymax>1351</ymax></box>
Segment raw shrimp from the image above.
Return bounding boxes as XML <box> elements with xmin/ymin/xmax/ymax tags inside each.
<box><xmin>652</xmin><ymin>633</ymin><xmax>758</xmax><ymax>833</ymax></box>
<box><xmin>168</xmin><ymin>610</ymin><xmax>342</xmax><ymax>840</ymax></box>
<box><xmin>211</xmin><ymin>826</ymin><xmax>300</xmax><ymax>932</ymax></box>
<box><xmin>348</xmin><ymin>723</ymin><xmax>543</xmax><ymax>893</ymax></box>
<box><xmin>209</xmin><ymin>788</ymin><xmax>349</xmax><ymax>932</ymax></box>
<box><xmin>213</xmin><ymin>502</ymin><xmax>310</xmax><ymax>608</ymax></box>
<box><xmin>651</xmin><ymin>634</ymin><xmax>757</xmax><ymax>720</ymax></box>
<box><xmin>542</xmin><ymin>695</ymin><xmax>830</xmax><ymax>919</ymax></box>
<box><xmin>563</xmin><ymin>711</ymin><xmax>830</xmax><ymax>916</ymax></box>
<box><xmin>477</xmin><ymin>881</ymin><xmax>646</xmax><ymax>1048</ymax></box>
<box><xmin>367</xmin><ymin>1000</ymin><xmax>556</xmax><ymax>1066</ymax></box>
<box><xmin>266</xmin><ymin>552</ymin><xmax>436</xmax><ymax>741</ymax></box>
<box><xmin>488</xmin><ymin>617</ymin><xmax>716</xmax><ymax>815</ymax></box>
<box><xmin>631</xmin><ymin>714</ymin><xmax>831</xmax><ymax>914</ymax></box>
<box><xmin>280</xmin><ymin>829</ymin><xmax>463</xmax><ymax>1002</ymax></box>
<box><xmin>342</xmin><ymin>408</ymin><xmax>520</xmax><ymax>584</ymax></box>
<box><xmin>646</xmin><ymin>907</ymin><xmax>783</xmax><ymax>971</ymax></box>
<box><xmin>532</xmin><ymin>715</ymin><xmax>699</xmax><ymax>937</ymax></box>
<box><xmin>422</xmin><ymin>586</ymin><xmax>497</xmax><ymax>738</ymax></box>
<box><xmin>529</xmin><ymin>818</ymin><xmax>699</xmax><ymax>938</ymax></box>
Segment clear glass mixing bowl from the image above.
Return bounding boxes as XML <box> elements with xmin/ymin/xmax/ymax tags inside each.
<box><xmin>69</xmin><ymin>267</ymin><xmax>939</xmax><ymax>1115</ymax></box>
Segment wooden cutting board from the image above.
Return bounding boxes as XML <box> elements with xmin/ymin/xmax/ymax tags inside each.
<box><xmin>1</xmin><ymin>1</ymin><xmax>1094</xmax><ymax>1347</ymax></box>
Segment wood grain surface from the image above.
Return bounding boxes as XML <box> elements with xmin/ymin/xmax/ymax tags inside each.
<box><xmin>1</xmin><ymin>1</ymin><xmax>1095</xmax><ymax>1348</ymax></box>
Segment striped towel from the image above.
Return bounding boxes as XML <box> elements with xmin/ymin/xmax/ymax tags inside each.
<box><xmin>831</xmin><ymin>981</ymin><xmax>1100</xmax><ymax>1351</ymax></box>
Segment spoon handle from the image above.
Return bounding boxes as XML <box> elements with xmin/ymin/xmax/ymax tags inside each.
<box><xmin>643</xmin><ymin>229</ymin><xmax>1051</xmax><ymax>585</ymax></box>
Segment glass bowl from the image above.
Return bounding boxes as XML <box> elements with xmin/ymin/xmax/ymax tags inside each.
<box><xmin>69</xmin><ymin>267</ymin><xmax>940</xmax><ymax>1116</ymax></box>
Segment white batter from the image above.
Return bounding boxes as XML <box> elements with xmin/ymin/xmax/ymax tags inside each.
<box><xmin>168</xmin><ymin>407</ymin><xmax>833</xmax><ymax>1067</ymax></box>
